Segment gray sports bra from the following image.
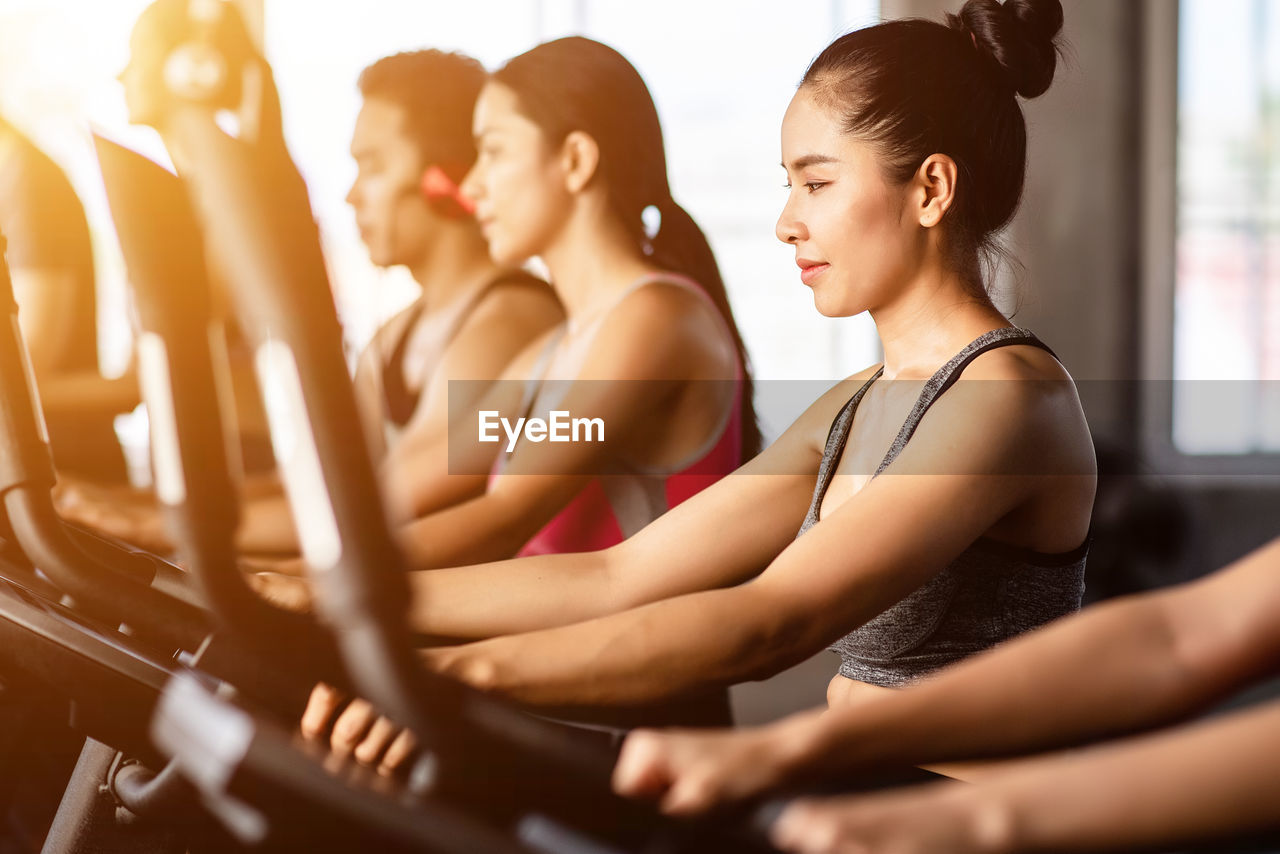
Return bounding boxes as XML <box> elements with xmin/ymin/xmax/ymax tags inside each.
<box><xmin>796</xmin><ymin>327</ymin><xmax>1088</xmax><ymax>687</ymax></box>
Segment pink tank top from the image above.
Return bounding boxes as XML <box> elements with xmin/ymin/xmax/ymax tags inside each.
<box><xmin>491</xmin><ymin>273</ymin><xmax>745</xmax><ymax>556</ymax></box>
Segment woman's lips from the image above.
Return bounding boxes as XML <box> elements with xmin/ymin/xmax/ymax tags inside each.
<box><xmin>800</xmin><ymin>263</ymin><xmax>830</xmax><ymax>286</ymax></box>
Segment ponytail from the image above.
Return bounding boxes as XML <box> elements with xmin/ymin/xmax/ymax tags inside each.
<box><xmin>647</xmin><ymin>198</ymin><xmax>761</xmax><ymax>461</ymax></box>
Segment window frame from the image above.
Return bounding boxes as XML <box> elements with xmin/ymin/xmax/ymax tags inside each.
<box><xmin>1139</xmin><ymin>0</ymin><xmax>1280</xmax><ymax>479</ymax></box>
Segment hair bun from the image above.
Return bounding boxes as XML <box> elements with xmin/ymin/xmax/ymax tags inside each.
<box><xmin>949</xmin><ymin>0</ymin><xmax>1064</xmax><ymax>99</ymax></box>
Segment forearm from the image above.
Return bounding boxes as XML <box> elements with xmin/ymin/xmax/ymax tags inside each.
<box><xmin>431</xmin><ymin>584</ymin><xmax>804</xmax><ymax>707</ymax></box>
<box><xmin>974</xmin><ymin>699</ymin><xmax>1280</xmax><ymax>853</ymax></box>
<box><xmin>378</xmin><ymin>437</ymin><xmax>488</xmax><ymax>523</ymax></box>
<box><xmin>790</xmin><ymin>593</ymin><xmax>1232</xmax><ymax>776</ymax></box>
<box><xmin>407</xmin><ymin>549</ymin><xmax>615</xmax><ymax>638</ymax></box>
<box><xmin>395</xmin><ymin>492</ymin><xmax>540</xmax><ymax>570</ymax></box>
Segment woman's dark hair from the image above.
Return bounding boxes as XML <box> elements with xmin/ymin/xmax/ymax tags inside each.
<box><xmin>801</xmin><ymin>0</ymin><xmax>1065</xmax><ymax>292</ymax></box>
<box><xmin>493</xmin><ymin>36</ymin><xmax>761</xmax><ymax>460</ymax></box>
<box><xmin>357</xmin><ymin>50</ymin><xmax>486</xmax><ymax>187</ymax></box>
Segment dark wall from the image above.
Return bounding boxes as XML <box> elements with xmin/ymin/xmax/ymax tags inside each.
<box><xmin>883</xmin><ymin>0</ymin><xmax>1280</xmax><ymax>589</ymax></box>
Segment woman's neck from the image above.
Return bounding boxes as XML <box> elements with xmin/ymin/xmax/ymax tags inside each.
<box><xmin>870</xmin><ymin>264</ymin><xmax>1009</xmax><ymax>381</ymax></box>
<box><xmin>538</xmin><ymin>201</ymin><xmax>656</xmax><ymax>319</ymax></box>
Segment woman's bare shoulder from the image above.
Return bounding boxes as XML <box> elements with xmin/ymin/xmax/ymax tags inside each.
<box><xmin>598</xmin><ymin>276</ymin><xmax>718</xmax><ymax>336</ymax></box>
<box><xmin>778</xmin><ymin>364</ymin><xmax>885</xmax><ymax>453</ymax></box>
<box><xmin>961</xmin><ymin>340</ymin><xmax>1073</xmax><ymax>383</ymax></box>
<box><xmin>468</xmin><ymin>275</ymin><xmax>564</xmax><ymax>327</ymax></box>
<box><xmin>955</xmin><ymin>344</ymin><xmax>1087</xmax><ymax>435</ymax></box>
<box><xmin>573</xmin><ymin>280</ymin><xmax>730</xmax><ymax>380</ymax></box>
<box><xmin>899</xmin><ymin>342</ymin><xmax>1094</xmax><ymax>480</ymax></box>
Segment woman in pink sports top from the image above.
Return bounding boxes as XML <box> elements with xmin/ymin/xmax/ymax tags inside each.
<box><xmin>508</xmin><ymin>269</ymin><xmax>746</xmax><ymax>557</ymax></box>
<box><xmin>366</xmin><ymin>36</ymin><xmax>760</xmax><ymax>568</ymax></box>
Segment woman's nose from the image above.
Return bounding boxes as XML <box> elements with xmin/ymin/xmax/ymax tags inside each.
<box><xmin>775</xmin><ymin>197</ymin><xmax>806</xmax><ymax>244</ymax></box>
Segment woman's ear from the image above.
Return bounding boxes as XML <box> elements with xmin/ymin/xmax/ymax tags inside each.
<box><xmin>560</xmin><ymin>130</ymin><xmax>600</xmax><ymax>194</ymax></box>
<box><xmin>914</xmin><ymin>153</ymin><xmax>958</xmax><ymax>229</ymax></box>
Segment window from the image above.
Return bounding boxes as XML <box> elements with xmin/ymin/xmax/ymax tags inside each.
<box><xmin>1142</xmin><ymin>0</ymin><xmax>1280</xmax><ymax>474</ymax></box>
<box><xmin>1170</xmin><ymin>0</ymin><xmax>1280</xmax><ymax>457</ymax></box>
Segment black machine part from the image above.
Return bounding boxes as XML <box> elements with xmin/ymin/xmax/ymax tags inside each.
<box><xmin>0</xmin><ymin>235</ymin><xmax>209</xmax><ymax>650</ymax></box>
<box><xmin>92</xmin><ymin>132</ymin><xmax>349</xmax><ymax>697</ymax></box>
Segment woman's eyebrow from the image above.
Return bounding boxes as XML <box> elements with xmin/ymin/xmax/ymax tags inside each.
<box><xmin>782</xmin><ymin>153</ymin><xmax>840</xmax><ymax>171</ymax></box>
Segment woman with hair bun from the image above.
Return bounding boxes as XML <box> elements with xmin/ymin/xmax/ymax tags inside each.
<box><xmin>281</xmin><ymin>0</ymin><xmax>1096</xmax><ymax>771</ymax></box>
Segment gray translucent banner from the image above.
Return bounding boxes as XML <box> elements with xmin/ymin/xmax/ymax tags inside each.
<box><xmin>441</xmin><ymin>379</ymin><xmax>1280</xmax><ymax>477</ymax></box>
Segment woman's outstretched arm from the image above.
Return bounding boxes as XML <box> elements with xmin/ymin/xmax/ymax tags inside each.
<box><xmin>249</xmin><ymin>366</ymin><xmax>854</xmax><ymax>637</ymax></box>
<box><xmin>395</xmin><ymin>361</ymin><xmax>857</xmax><ymax>639</ymax></box>
<box><xmin>405</xmin><ymin>456</ymin><xmax>818</xmax><ymax>640</ymax></box>
<box><xmin>612</xmin><ymin>536</ymin><xmax>1280</xmax><ymax>813</ymax></box>
<box><xmin>422</xmin><ymin>372</ymin><xmax>1088</xmax><ymax>707</ymax></box>
<box><xmin>769</xmin><ymin>695</ymin><xmax>1280</xmax><ymax>854</ymax></box>
<box><xmin>296</xmin><ymin>371</ymin><xmax>833</xmax><ymax>760</ymax></box>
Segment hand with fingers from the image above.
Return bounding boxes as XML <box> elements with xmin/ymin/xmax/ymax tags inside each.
<box><xmin>300</xmin><ymin>682</ymin><xmax>419</xmax><ymax>776</ymax></box>
<box><xmin>768</xmin><ymin>785</ymin><xmax>1000</xmax><ymax>854</ymax></box>
<box><xmin>613</xmin><ymin>713</ymin><xmax>822</xmax><ymax>815</ymax></box>
<box><xmin>244</xmin><ymin>570</ymin><xmax>315</xmax><ymax>613</ymax></box>
<box><xmin>239</xmin><ymin>553</ymin><xmax>308</xmax><ymax>576</ymax></box>
<box><xmin>615</xmin><ymin>720</ymin><xmax>997</xmax><ymax>852</ymax></box>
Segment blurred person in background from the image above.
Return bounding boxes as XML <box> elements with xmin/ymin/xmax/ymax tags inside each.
<box><xmin>0</xmin><ymin>115</ymin><xmax>135</xmax><ymax>483</ymax></box>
